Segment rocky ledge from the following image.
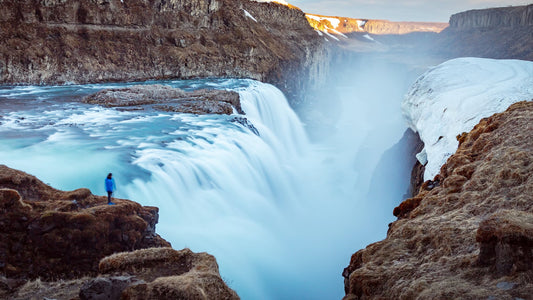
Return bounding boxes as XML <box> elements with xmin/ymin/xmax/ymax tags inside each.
<box><xmin>82</xmin><ymin>84</ymin><xmax>243</xmax><ymax>115</ymax></box>
<box><xmin>343</xmin><ymin>101</ymin><xmax>533</xmax><ymax>299</ymax></box>
<box><xmin>0</xmin><ymin>165</ymin><xmax>238</xmax><ymax>299</ymax></box>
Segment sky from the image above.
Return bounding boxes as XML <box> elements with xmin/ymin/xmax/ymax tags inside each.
<box><xmin>287</xmin><ymin>0</ymin><xmax>533</xmax><ymax>22</ymax></box>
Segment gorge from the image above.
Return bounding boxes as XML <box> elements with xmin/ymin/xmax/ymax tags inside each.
<box><xmin>1</xmin><ymin>0</ymin><xmax>533</xmax><ymax>299</ymax></box>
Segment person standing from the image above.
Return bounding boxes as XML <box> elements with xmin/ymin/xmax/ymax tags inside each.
<box><xmin>105</xmin><ymin>173</ymin><xmax>116</xmax><ymax>205</ymax></box>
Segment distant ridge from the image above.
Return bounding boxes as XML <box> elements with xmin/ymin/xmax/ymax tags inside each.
<box><xmin>305</xmin><ymin>13</ymin><xmax>448</xmax><ymax>36</ymax></box>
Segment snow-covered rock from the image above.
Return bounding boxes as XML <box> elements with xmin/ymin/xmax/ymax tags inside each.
<box><xmin>251</xmin><ymin>0</ymin><xmax>289</xmax><ymax>6</ymax></box>
<box><xmin>402</xmin><ymin>57</ymin><xmax>533</xmax><ymax>180</ymax></box>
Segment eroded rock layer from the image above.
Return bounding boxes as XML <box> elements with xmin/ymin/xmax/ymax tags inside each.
<box><xmin>343</xmin><ymin>101</ymin><xmax>533</xmax><ymax>299</ymax></box>
<box><xmin>438</xmin><ymin>4</ymin><xmax>533</xmax><ymax>60</ymax></box>
<box><xmin>0</xmin><ymin>0</ymin><xmax>329</xmax><ymax>105</ymax></box>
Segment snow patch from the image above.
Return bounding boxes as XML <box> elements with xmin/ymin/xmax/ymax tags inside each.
<box><xmin>363</xmin><ymin>34</ymin><xmax>374</xmax><ymax>41</ymax></box>
<box><xmin>251</xmin><ymin>0</ymin><xmax>289</xmax><ymax>5</ymax></box>
<box><xmin>322</xmin><ymin>30</ymin><xmax>339</xmax><ymax>41</ymax></box>
<box><xmin>243</xmin><ymin>9</ymin><xmax>258</xmax><ymax>22</ymax></box>
<box><xmin>402</xmin><ymin>57</ymin><xmax>533</xmax><ymax>180</ymax></box>
<box><xmin>356</xmin><ymin>20</ymin><xmax>367</xmax><ymax>30</ymax></box>
<box><xmin>306</xmin><ymin>14</ymin><xmax>341</xmax><ymax>29</ymax></box>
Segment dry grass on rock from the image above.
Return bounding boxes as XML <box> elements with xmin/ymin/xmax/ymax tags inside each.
<box><xmin>344</xmin><ymin>101</ymin><xmax>533</xmax><ymax>299</ymax></box>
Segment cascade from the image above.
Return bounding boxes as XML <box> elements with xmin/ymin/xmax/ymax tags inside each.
<box><xmin>0</xmin><ymin>69</ymin><xmax>413</xmax><ymax>299</ymax></box>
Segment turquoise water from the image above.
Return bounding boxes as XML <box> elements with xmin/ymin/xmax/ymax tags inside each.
<box><xmin>0</xmin><ymin>76</ymin><xmax>410</xmax><ymax>299</ymax></box>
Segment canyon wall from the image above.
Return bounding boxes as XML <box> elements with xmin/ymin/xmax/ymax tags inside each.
<box><xmin>0</xmin><ymin>0</ymin><xmax>330</xmax><ymax>105</ymax></box>
<box><xmin>343</xmin><ymin>101</ymin><xmax>533</xmax><ymax>299</ymax></box>
<box><xmin>305</xmin><ymin>14</ymin><xmax>447</xmax><ymax>35</ymax></box>
<box><xmin>449</xmin><ymin>4</ymin><xmax>533</xmax><ymax>29</ymax></box>
<box><xmin>437</xmin><ymin>4</ymin><xmax>533</xmax><ymax>60</ymax></box>
<box><xmin>362</xmin><ymin>20</ymin><xmax>447</xmax><ymax>35</ymax></box>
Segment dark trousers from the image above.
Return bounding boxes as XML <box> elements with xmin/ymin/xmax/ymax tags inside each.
<box><xmin>107</xmin><ymin>191</ymin><xmax>113</xmax><ymax>203</ymax></box>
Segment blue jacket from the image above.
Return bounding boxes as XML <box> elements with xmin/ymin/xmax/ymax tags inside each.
<box><xmin>105</xmin><ymin>178</ymin><xmax>116</xmax><ymax>192</ymax></box>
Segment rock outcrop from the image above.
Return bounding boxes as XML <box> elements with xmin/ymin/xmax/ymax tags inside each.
<box><xmin>0</xmin><ymin>0</ymin><xmax>329</xmax><ymax>105</ymax></box>
<box><xmin>82</xmin><ymin>247</ymin><xmax>239</xmax><ymax>299</ymax></box>
<box><xmin>0</xmin><ymin>165</ymin><xmax>238</xmax><ymax>299</ymax></box>
<box><xmin>82</xmin><ymin>84</ymin><xmax>243</xmax><ymax>115</ymax></box>
<box><xmin>343</xmin><ymin>101</ymin><xmax>533</xmax><ymax>299</ymax></box>
<box><xmin>0</xmin><ymin>165</ymin><xmax>170</xmax><ymax>282</ymax></box>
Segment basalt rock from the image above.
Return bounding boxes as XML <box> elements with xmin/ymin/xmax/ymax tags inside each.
<box><xmin>0</xmin><ymin>0</ymin><xmax>329</xmax><ymax>106</ymax></box>
<box><xmin>437</xmin><ymin>4</ymin><xmax>533</xmax><ymax>60</ymax></box>
<box><xmin>344</xmin><ymin>101</ymin><xmax>533</xmax><ymax>299</ymax></box>
<box><xmin>0</xmin><ymin>165</ymin><xmax>170</xmax><ymax>281</ymax></box>
<box><xmin>82</xmin><ymin>84</ymin><xmax>243</xmax><ymax>115</ymax></box>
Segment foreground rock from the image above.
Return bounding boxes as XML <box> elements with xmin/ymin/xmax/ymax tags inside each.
<box><xmin>343</xmin><ymin>101</ymin><xmax>533</xmax><ymax>299</ymax></box>
<box><xmin>0</xmin><ymin>165</ymin><xmax>238</xmax><ymax>299</ymax></box>
<box><xmin>0</xmin><ymin>165</ymin><xmax>170</xmax><ymax>281</ymax></box>
<box><xmin>83</xmin><ymin>247</ymin><xmax>239</xmax><ymax>299</ymax></box>
<box><xmin>82</xmin><ymin>84</ymin><xmax>243</xmax><ymax>115</ymax></box>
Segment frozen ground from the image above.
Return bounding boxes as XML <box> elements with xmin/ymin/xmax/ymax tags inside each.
<box><xmin>402</xmin><ymin>57</ymin><xmax>533</xmax><ymax>180</ymax></box>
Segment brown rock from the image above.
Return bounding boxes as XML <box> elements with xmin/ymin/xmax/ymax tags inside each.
<box><xmin>98</xmin><ymin>247</ymin><xmax>239</xmax><ymax>299</ymax></box>
<box><xmin>0</xmin><ymin>165</ymin><xmax>170</xmax><ymax>281</ymax></box>
<box><xmin>0</xmin><ymin>0</ymin><xmax>329</xmax><ymax>105</ymax></box>
<box><xmin>82</xmin><ymin>84</ymin><xmax>243</xmax><ymax>115</ymax></box>
<box><xmin>344</xmin><ymin>101</ymin><xmax>533</xmax><ymax>299</ymax></box>
<box><xmin>476</xmin><ymin>210</ymin><xmax>533</xmax><ymax>276</ymax></box>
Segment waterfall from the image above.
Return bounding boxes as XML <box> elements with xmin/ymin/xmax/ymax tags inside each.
<box><xmin>0</xmin><ymin>72</ymin><xmax>413</xmax><ymax>299</ymax></box>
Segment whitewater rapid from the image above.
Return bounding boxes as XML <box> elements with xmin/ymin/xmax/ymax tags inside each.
<box><xmin>0</xmin><ymin>74</ymin><xmax>411</xmax><ymax>299</ymax></box>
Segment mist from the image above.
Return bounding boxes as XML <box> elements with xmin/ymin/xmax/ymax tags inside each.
<box><xmin>0</xmin><ymin>50</ymin><xmax>438</xmax><ymax>300</ymax></box>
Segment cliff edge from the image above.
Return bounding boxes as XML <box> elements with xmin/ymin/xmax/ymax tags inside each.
<box><xmin>343</xmin><ymin>101</ymin><xmax>533</xmax><ymax>299</ymax></box>
<box><xmin>438</xmin><ymin>4</ymin><xmax>533</xmax><ymax>60</ymax></box>
<box><xmin>0</xmin><ymin>0</ymin><xmax>329</xmax><ymax>105</ymax></box>
<box><xmin>0</xmin><ymin>165</ymin><xmax>237</xmax><ymax>299</ymax></box>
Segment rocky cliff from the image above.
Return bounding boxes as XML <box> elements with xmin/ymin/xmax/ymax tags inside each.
<box><xmin>343</xmin><ymin>101</ymin><xmax>533</xmax><ymax>299</ymax></box>
<box><xmin>0</xmin><ymin>165</ymin><xmax>238</xmax><ymax>299</ymax></box>
<box><xmin>305</xmin><ymin>14</ymin><xmax>447</xmax><ymax>35</ymax></box>
<box><xmin>0</xmin><ymin>165</ymin><xmax>170</xmax><ymax>280</ymax></box>
<box><xmin>449</xmin><ymin>4</ymin><xmax>533</xmax><ymax>29</ymax></box>
<box><xmin>437</xmin><ymin>4</ymin><xmax>533</xmax><ymax>60</ymax></box>
<box><xmin>0</xmin><ymin>0</ymin><xmax>329</xmax><ymax>105</ymax></box>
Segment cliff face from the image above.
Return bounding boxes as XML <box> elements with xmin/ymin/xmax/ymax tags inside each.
<box><xmin>0</xmin><ymin>165</ymin><xmax>170</xmax><ymax>281</ymax></box>
<box><xmin>0</xmin><ymin>0</ymin><xmax>329</xmax><ymax>105</ymax></box>
<box><xmin>437</xmin><ymin>4</ymin><xmax>533</xmax><ymax>61</ymax></box>
<box><xmin>0</xmin><ymin>165</ymin><xmax>238</xmax><ymax>299</ymax></box>
<box><xmin>449</xmin><ymin>4</ymin><xmax>533</xmax><ymax>29</ymax></box>
<box><xmin>343</xmin><ymin>101</ymin><xmax>533</xmax><ymax>299</ymax></box>
<box><xmin>305</xmin><ymin>14</ymin><xmax>447</xmax><ymax>35</ymax></box>
<box><xmin>361</xmin><ymin>20</ymin><xmax>447</xmax><ymax>35</ymax></box>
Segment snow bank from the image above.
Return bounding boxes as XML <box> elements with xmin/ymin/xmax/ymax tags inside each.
<box><xmin>252</xmin><ymin>0</ymin><xmax>289</xmax><ymax>6</ymax></box>
<box><xmin>402</xmin><ymin>57</ymin><xmax>533</xmax><ymax>181</ymax></box>
<box><xmin>243</xmin><ymin>9</ymin><xmax>258</xmax><ymax>22</ymax></box>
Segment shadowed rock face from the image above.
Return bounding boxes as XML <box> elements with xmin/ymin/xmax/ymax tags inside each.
<box><xmin>82</xmin><ymin>84</ymin><xmax>243</xmax><ymax>115</ymax></box>
<box><xmin>0</xmin><ymin>0</ymin><xmax>329</xmax><ymax>105</ymax></box>
<box><xmin>343</xmin><ymin>101</ymin><xmax>533</xmax><ymax>299</ymax></box>
<box><xmin>0</xmin><ymin>165</ymin><xmax>170</xmax><ymax>281</ymax></box>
